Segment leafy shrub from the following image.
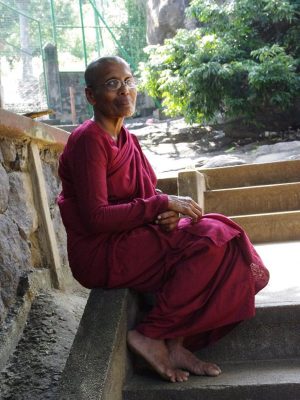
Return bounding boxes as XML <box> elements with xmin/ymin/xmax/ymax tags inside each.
<box><xmin>139</xmin><ymin>0</ymin><xmax>300</xmax><ymax>125</ymax></box>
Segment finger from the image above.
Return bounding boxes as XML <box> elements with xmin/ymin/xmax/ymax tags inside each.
<box><xmin>180</xmin><ymin>204</ymin><xmax>201</xmax><ymax>221</ymax></box>
<box><xmin>169</xmin><ymin>195</ymin><xmax>202</xmax><ymax>217</ymax></box>
<box><xmin>190</xmin><ymin>199</ymin><xmax>203</xmax><ymax>214</ymax></box>
<box><xmin>156</xmin><ymin>213</ymin><xmax>179</xmax><ymax>224</ymax></box>
<box><xmin>184</xmin><ymin>201</ymin><xmax>202</xmax><ymax>218</ymax></box>
<box><xmin>157</xmin><ymin>216</ymin><xmax>179</xmax><ymax>225</ymax></box>
<box><xmin>181</xmin><ymin>197</ymin><xmax>202</xmax><ymax>214</ymax></box>
<box><xmin>167</xmin><ymin>195</ymin><xmax>202</xmax><ymax>218</ymax></box>
<box><xmin>157</xmin><ymin>211</ymin><xmax>179</xmax><ymax>220</ymax></box>
<box><xmin>190</xmin><ymin>204</ymin><xmax>202</xmax><ymax>218</ymax></box>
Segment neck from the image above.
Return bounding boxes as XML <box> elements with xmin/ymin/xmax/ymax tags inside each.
<box><xmin>93</xmin><ymin>113</ymin><xmax>124</xmax><ymax>139</ymax></box>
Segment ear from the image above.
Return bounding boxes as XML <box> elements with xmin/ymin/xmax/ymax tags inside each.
<box><xmin>85</xmin><ymin>87</ymin><xmax>96</xmax><ymax>105</ymax></box>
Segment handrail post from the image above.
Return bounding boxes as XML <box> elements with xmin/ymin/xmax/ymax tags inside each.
<box><xmin>178</xmin><ymin>169</ymin><xmax>207</xmax><ymax>212</ymax></box>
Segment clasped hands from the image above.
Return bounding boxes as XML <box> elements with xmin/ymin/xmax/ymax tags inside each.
<box><xmin>155</xmin><ymin>195</ymin><xmax>203</xmax><ymax>232</ymax></box>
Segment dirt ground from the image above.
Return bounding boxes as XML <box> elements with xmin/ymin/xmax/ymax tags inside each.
<box><xmin>0</xmin><ymin>117</ymin><xmax>299</xmax><ymax>400</ymax></box>
<box><xmin>0</xmin><ymin>290</ymin><xmax>88</xmax><ymax>400</ymax></box>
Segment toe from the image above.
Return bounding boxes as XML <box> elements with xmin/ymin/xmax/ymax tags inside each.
<box><xmin>175</xmin><ymin>369</ymin><xmax>189</xmax><ymax>382</ymax></box>
<box><xmin>205</xmin><ymin>363</ymin><xmax>221</xmax><ymax>376</ymax></box>
<box><xmin>165</xmin><ymin>368</ymin><xmax>177</xmax><ymax>383</ymax></box>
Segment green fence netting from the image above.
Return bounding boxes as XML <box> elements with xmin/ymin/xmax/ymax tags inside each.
<box><xmin>0</xmin><ymin>0</ymin><xmax>147</xmax><ymax>119</ymax></box>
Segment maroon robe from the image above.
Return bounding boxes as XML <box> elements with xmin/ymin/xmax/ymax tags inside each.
<box><xmin>58</xmin><ymin>119</ymin><xmax>269</xmax><ymax>349</ymax></box>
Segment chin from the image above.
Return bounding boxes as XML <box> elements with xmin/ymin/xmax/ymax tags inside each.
<box><xmin>122</xmin><ymin>107</ymin><xmax>136</xmax><ymax>118</ymax></box>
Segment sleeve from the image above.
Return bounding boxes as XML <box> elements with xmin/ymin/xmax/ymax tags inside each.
<box><xmin>70</xmin><ymin>134</ymin><xmax>169</xmax><ymax>234</ymax></box>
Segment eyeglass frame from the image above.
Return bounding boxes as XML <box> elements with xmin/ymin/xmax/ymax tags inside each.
<box><xmin>88</xmin><ymin>77</ymin><xmax>138</xmax><ymax>92</ymax></box>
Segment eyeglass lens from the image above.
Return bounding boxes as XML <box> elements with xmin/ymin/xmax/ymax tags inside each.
<box><xmin>105</xmin><ymin>78</ymin><xmax>136</xmax><ymax>90</ymax></box>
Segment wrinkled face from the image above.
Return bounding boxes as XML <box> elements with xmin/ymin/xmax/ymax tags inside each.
<box><xmin>85</xmin><ymin>60</ymin><xmax>137</xmax><ymax>119</ymax></box>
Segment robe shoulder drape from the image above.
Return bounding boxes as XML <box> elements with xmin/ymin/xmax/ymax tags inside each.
<box><xmin>58</xmin><ymin>119</ymin><xmax>169</xmax><ymax>286</ymax></box>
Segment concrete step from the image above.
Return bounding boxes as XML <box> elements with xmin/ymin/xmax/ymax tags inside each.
<box><xmin>200</xmin><ymin>159</ymin><xmax>300</xmax><ymax>190</ymax></box>
<box><xmin>195</xmin><ymin>303</ymin><xmax>300</xmax><ymax>363</ymax></box>
<box><xmin>124</xmin><ymin>242</ymin><xmax>300</xmax><ymax>399</ymax></box>
<box><xmin>130</xmin><ymin>298</ymin><xmax>300</xmax><ymax>375</ymax></box>
<box><xmin>231</xmin><ymin>210</ymin><xmax>300</xmax><ymax>243</ymax></box>
<box><xmin>204</xmin><ymin>182</ymin><xmax>300</xmax><ymax>216</ymax></box>
<box><xmin>207</xmin><ymin>240</ymin><xmax>299</xmax><ymax>360</ymax></box>
<box><xmin>132</xmin><ymin>301</ymin><xmax>300</xmax><ymax>372</ymax></box>
<box><xmin>157</xmin><ymin>160</ymin><xmax>300</xmax><ymax>195</ymax></box>
<box><xmin>123</xmin><ymin>359</ymin><xmax>300</xmax><ymax>400</ymax></box>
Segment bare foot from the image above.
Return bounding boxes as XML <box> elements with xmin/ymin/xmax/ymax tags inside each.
<box><xmin>127</xmin><ymin>330</ymin><xmax>189</xmax><ymax>383</ymax></box>
<box><xmin>167</xmin><ymin>338</ymin><xmax>221</xmax><ymax>377</ymax></box>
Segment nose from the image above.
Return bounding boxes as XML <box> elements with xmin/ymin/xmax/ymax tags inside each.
<box><xmin>119</xmin><ymin>81</ymin><xmax>130</xmax><ymax>94</ymax></box>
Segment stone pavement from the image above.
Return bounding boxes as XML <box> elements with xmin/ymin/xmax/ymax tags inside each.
<box><xmin>255</xmin><ymin>241</ymin><xmax>300</xmax><ymax>306</ymax></box>
<box><xmin>126</xmin><ymin>118</ymin><xmax>300</xmax><ymax>176</ymax></box>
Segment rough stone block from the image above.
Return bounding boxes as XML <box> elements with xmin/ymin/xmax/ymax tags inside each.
<box><xmin>15</xmin><ymin>142</ymin><xmax>28</xmax><ymax>171</ymax></box>
<box><xmin>0</xmin><ymin>139</ymin><xmax>16</xmax><ymax>165</ymax></box>
<box><xmin>0</xmin><ymin>140</ymin><xmax>28</xmax><ymax>172</ymax></box>
<box><xmin>0</xmin><ymin>163</ymin><xmax>9</xmax><ymax>213</ymax></box>
<box><xmin>6</xmin><ymin>172</ymin><xmax>38</xmax><ymax>238</ymax></box>
<box><xmin>0</xmin><ymin>214</ymin><xmax>32</xmax><ymax>320</ymax></box>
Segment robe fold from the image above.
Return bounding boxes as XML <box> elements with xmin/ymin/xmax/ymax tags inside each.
<box><xmin>58</xmin><ymin>119</ymin><xmax>269</xmax><ymax>350</ymax></box>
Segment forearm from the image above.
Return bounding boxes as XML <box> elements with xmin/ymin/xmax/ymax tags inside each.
<box><xmin>81</xmin><ymin>194</ymin><xmax>169</xmax><ymax>234</ymax></box>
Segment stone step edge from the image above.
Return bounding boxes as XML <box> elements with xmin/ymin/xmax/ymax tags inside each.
<box><xmin>124</xmin><ymin>358</ymin><xmax>300</xmax><ymax>392</ymax></box>
<box><xmin>124</xmin><ymin>359</ymin><xmax>300</xmax><ymax>400</ymax></box>
<box><xmin>157</xmin><ymin>172</ymin><xmax>300</xmax><ymax>188</ymax></box>
<box><xmin>200</xmin><ymin>158</ymin><xmax>300</xmax><ymax>173</ymax></box>
<box><xmin>230</xmin><ymin>211</ymin><xmax>300</xmax><ymax>242</ymax></box>
<box><xmin>205</xmin><ymin>181</ymin><xmax>300</xmax><ymax>193</ymax></box>
<box><xmin>194</xmin><ymin>303</ymin><xmax>300</xmax><ymax>363</ymax></box>
<box><xmin>201</xmin><ymin>159</ymin><xmax>300</xmax><ymax>190</ymax></box>
<box><xmin>133</xmin><ymin>303</ymin><xmax>300</xmax><ymax>366</ymax></box>
<box><xmin>57</xmin><ymin>288</ymin><xmax>139</xmax><ymax>400</ymax></box>
<box><xmin>255</xmin><ymin>300</ymin><xmax>300</xmax><ymax>309</ymax></box>
<box><xmin>229</xmin><ymin>210</ymin><xmax>300</xmax><ymax>219</ymax></box>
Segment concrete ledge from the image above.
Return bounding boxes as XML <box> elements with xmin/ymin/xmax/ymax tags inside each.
<box><xmin>58</xmin><ymin>288</ymin><xmax>135</xmax><ymax>400</ymax></box>
<box><xmin>0</xmin><ymin>109</ymin><xmax>69</xmax><ymax>149</ymax></box>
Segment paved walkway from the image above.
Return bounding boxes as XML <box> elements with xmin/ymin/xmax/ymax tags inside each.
<box><xmin>255</xmin><ymin>241</ymin><xmax>300</xmax><ymax>306</ymax></box>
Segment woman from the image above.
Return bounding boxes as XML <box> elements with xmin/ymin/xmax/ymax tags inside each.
<box><xmin>58</xmin><ymin>56</ymin><xmax>269</xmax><ymax>383</ymax></box>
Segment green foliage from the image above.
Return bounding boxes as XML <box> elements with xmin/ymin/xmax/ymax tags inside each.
<box><xmin>0</xmin><ymin>0</ymin><xmax>77</xmax><ymax>61</ymax></box>
<box><xmin>117</xmin><ymin>0</ymin><xmax>147</xmax><ymax>72</ymax></box>
<box><xmin>139</xmin><ymin>0</ymin><xmax>300</xmax><ymax>124</ymax></box>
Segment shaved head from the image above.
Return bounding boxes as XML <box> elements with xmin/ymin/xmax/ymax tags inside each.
<box><xmin>84</xmin><ymin>56</ymin><xmax>130</xmax><ymax>88</ymax></box>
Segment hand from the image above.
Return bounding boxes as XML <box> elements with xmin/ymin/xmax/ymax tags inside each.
<box><xmin>167</xmin><ymin>195</ymin><xmax>202</xmax><ymax>223</ymax></box>
<box><xmin>155</xmin><ymin>211</ymin><xmax>180</xmax><ymax>232</ymax></box>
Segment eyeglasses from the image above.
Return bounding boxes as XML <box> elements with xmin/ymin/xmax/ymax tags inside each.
<box><xmin>102</xmin><ymin>78</ymin><xmax>137</xmax><ymax>91</ymax></box>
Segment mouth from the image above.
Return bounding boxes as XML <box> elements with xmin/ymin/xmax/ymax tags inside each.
<box><xmin>117</xmin><ymin>99</ymin><xmax>132</xmax><ymax>106</ymax></box>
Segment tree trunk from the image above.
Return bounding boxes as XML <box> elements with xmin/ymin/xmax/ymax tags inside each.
<box><xmin>17</xmin><ymin>0</ymin><xmax>33</xmax><ymax>81</ymax></box>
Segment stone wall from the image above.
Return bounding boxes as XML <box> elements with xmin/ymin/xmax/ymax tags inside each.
<box><xmin>0</xmin><ymin>138</ymin><xmax>35</xmax><ymax>322</ymax></box>
<box><xmin>59</xmin><ymin>71</ymin><xmax>89</xmax><ymax>125</ymax></box>
<box><xmin>0</xmin><ymin>109</ymin><xmax>72</xmax><ymax>329</ymax></box>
